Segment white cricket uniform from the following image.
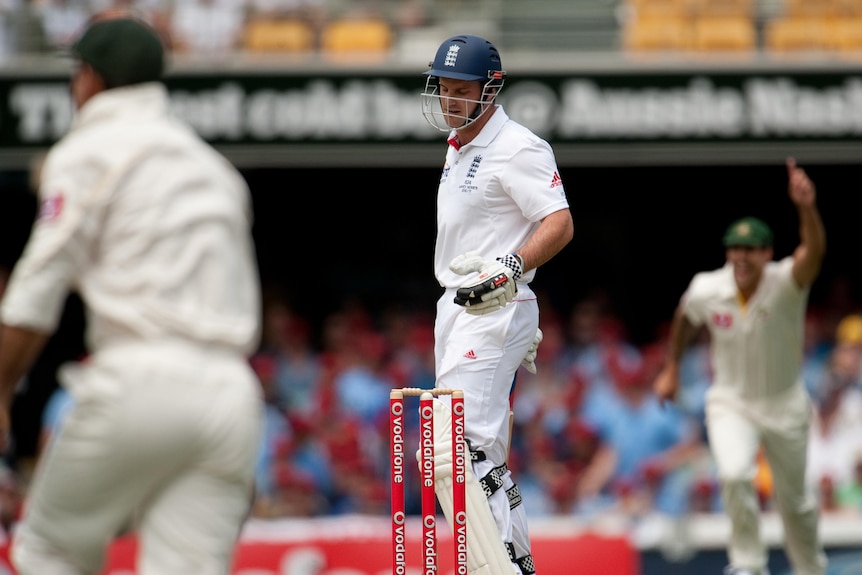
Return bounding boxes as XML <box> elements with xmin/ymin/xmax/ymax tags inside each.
<box><xmin>2</xmin><ymin>83</ymin><xmax>264</xmax><ymax>575</ymax></box>
<box><xmin>433</xmin><ymin>106</ymin><xmax>569</xmax><ymax>573</ymax></box>
<box><xmin>680</xmin><ymin>257</ymin><xmax>827</xmax><ymax>575</ymax></box>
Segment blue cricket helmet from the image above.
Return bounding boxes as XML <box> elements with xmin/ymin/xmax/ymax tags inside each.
<box><xmin>424</xmin><ymin>34</ymin><xmax>505</xmax><ymax>84</ymax></box>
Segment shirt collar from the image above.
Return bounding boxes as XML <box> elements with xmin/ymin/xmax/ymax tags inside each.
<box><xmin>447</xmin><ymin>106</ymin><xmax>508</xmax><ymax>150</ymax></box>
<box><xmin>72</xmin><ymin>82</ymin><xmax>169</xmax><ymax>131</ymax></box>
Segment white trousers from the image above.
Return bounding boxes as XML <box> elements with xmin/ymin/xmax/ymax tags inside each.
<box><xmin>705</xmin><ymin>385</ymin><xmax>827</xmax><ymax>575</ymax></box>
<box><xmin>12</xmin><ymin>341</ymin><xmax>263</xmax><ymax>575</ymax></box>
<box><xmin>434</xmin><ymin>286</ymin><xmax>538</xmax><ymax>571</ymax></box>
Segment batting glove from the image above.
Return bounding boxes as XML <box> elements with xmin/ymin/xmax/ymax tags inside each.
<box><xmin>521</xmin><ymin>327</ymin><xmax>543</xmax><ymax>374</ymax></box>
<box><xmin>449</xmin><ymin>251</ymin><xmax>520</xmax><ymax>316</ymax></box>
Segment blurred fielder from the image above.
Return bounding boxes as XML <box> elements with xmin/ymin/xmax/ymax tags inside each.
<box><xmin>0</xmin><ymin>17</ymin><xmax>263</xmax><ymax>575</ymax></box>
<box><xmin>654</xmin><ymin>158</ymin><xmax>828</xmax><ymax>575</ymax></box>
<box><xmin>420</xmin><ymin>34</ymin><xmax>573</xmax><ymax>574</ymax></box>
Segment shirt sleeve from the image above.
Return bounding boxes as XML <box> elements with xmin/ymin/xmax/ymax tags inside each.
<box><xmin>0</xmin><ymin>150</ymin><xmax>104</xmax><ymax>333</ymax></box>
<box><xmin>679</xmin><ymin>271</ymin><xmax>712</xmax><ymax>327</ymax></box>
<box><xmin>501</xmin><ymin>139</ymin><xmax>569</xmax><ymax>222</ymax></box>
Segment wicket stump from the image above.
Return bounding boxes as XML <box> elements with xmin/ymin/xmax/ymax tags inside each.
<box><xmin>390</xmin><ymin>387</ymin><xmax>467</xmax><ymax>575</ymax></box>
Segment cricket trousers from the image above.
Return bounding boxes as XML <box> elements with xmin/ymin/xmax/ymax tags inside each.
<box><xmin>435</xmin><ymin>285</ymin><xmax>538</xmax><ymax>574</ymax></box>
<box><xmin>705</xmin><ymin>385</ymin><xmax>828</xmax><ymax>575</ymax></box>
<box><xmin>12</xmin><ymin>340</ymin><xmax>263</xmax><ymax>575</ymax></box>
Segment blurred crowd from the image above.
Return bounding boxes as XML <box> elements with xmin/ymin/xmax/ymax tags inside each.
<box><xmin>214</xmin><ymin>278</ymin><xmax>862</xmax><ymax>522</ymax></box>
<box><xmin>0</xmin><ymin>0</ymin><xmax>861</xmax><ymax>535</ymax></box>
<box><xmin>238</xmin><ymin>280</ymin><xmax>862</xmax><ymax>522</ymax></box>
<box><xmin>0</xmin><ymin>0</ymin><xmax>437</xmax><ymax>61</ymax></box>
<box><xmin>1</xmin><ymin>271</ymin><xmax>862</xmax><ymax>532</ymax></box>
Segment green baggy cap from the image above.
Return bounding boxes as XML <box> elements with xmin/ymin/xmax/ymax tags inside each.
<box><xmin>72</xmin><ymin>17</ymin><xmax>164</xmax><ymax>88</ymax></box>
<box><xmin>722</xmin><ymin>216</ymin><xmax>774</xmax><ymax>248</ymax></box>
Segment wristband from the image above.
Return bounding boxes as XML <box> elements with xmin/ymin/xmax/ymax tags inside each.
<box><xmin>514</xmin><ymin>253</ymin><xmax>525</xmax><ymax>272</ymax></box>
<box><xmin>497</xmin><ymin>254</ymin><xmax>523</xmax><ymax>281</ymax></box>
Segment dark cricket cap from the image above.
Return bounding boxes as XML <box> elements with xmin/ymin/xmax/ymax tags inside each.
<box><xmin>722</xmin><ymin>216</ymin><xmax>773</xmax><ymax>248</ymax></box>
<box><xmin>71</xmin><ymin>17</ymin><xmax>164</xmax><ymax>88</ymax></box>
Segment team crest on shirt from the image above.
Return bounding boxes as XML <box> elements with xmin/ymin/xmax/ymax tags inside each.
<box><xmin>37</xmin><ymin>193</ymin><xmax>64</xmax><ymax>222</ymax></box>
<box><xmin>458</xmin><ymin>155</ymin><xmax>482</xmax><ymax>193</ymax></box>
<box><xmin>711</xmin><ymin>312</ymin><xmax>733</xmax><ymax>328</ymax></box>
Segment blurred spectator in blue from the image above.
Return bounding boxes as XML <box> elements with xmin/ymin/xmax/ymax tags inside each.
<box><xmin>380</xmin><ymin>308</ymin><xmax>435</xmax><ymax>392</ymax></box>
<box><xmin>510</xmin><ymin>311</ymin><xmax>603</xmax><ymax>515</ymax></box>
<box><xmin>324</xmin><ymin>306</ymin><xmax>393</xmax><ymax>427</ymax></box>
<box><xmin>676</xmin><ymin>323</ymin><xmax>712</xmax><ymax>422</ymax></box>
<box><xmin>575</xmin><ymin>342</ymin><xmax>707</xmax><ymax>517</ymax></box>
<box><xmin>271</xmin><ymin>309</ymin><xmax>322</xmax><ymax>421</ymax></box>
<box><xmin>801</xmin><ymin>306</ymin><xmax>836</xmax><ymax>399</ymax></box>
<box><xmin>38</xmin><ymin>355</ymin><xmax>89</xmax><ymax>456</ymax></box>
<box><xmin>270</xmin><ymin>414</ymin><xmax>332</xmax><ymax>516</ymax></box>
<box><xmin>512</xmin><ymin>312</ymin><xmax>580</xmax><ymax>445</ymax></box>
<box><xmin>38</xmin><ymin>384</ymin><xmax>73</xmax><ymax>453</ymax></box>
<box><xmin>560</xmin><ymin>295</ymin><xmax>642</xmax><ymax>411</ymax></box>
<box><xmin>249</xmin><ymin>352</ymin><xmax>294</xmax><ymax>517</ymax></box>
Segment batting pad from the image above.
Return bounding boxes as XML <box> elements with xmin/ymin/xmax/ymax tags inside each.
<box><xmin>419</xmin><ymin>398</ymin><xmax>517</xmax><ymax>575</ymax></box>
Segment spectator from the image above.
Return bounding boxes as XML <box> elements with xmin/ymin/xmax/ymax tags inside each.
<box><xmin>806</xmin><ymin>385</ymin><xmax>862</xmax><ymax>511</ymax></box>
<box><xmin>274</xmin><ymin>313</ymin><xmax>322</xmax><ymax>416</ymax></box>
<box><xmin>35</xmin><ymin>0</ymin><xmax>92</xmax><ymax>50</ymax></box>
<box><xmin>560</xmin><ymin>296</ymin><xmax>642</xmax><ymax>409</ymax></box>
<box><xmin>89</xmin><ymin>0</ymin><xmax>173</xmax><ymax>49</ymax></box>
<box><xmin>577</xmin><ymin>343</ymin><xmax>706</xmax><ymax>517</ymax></box>
<box><xmin>835</xmin><ymin>451</ymin><xmax>862</xmax><ymax>512</ymax></box>
<box><xmin>170</xmin><ymin>0</ymin><xmax>246</xmax><ymax>56</ymax></box>
<box><xmin>249</xmin><ymin>352</ymin><xmax>294</xmax><ymax>518</ymax></box>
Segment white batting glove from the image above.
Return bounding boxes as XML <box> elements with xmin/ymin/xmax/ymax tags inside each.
<box><xmin>520</xmin><ymin>328</ymin><xmax>543</xmax><ymax>374</ymax></box>
<box><xmin>448</xmin><ymin>250</ymin><xmax>486</xmax><ymax>275</ymax></box>
<box><xmin>449</xmin><ymin>252</ymin><xmax>517</xmax><ymax>316</ymax></box>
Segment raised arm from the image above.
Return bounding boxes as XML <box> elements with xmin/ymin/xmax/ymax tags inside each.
<box><xmin>787</xmin><ymin>157</ymin><xmax>826</xmax><ymax>289</ymax></box>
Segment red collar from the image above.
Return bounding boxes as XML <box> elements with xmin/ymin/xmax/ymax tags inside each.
<box><xmin>447</xmin><ymin>135</ymin><xmax>461</xmax><ymax>150</ymax></box>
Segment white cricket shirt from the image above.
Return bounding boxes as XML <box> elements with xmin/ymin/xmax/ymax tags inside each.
<box><xmin>0</xmin><ymin>83</ymin><xmax>261</xmax><ymax>356</ymax></box>
<box><xmin>433</xmin><ymin>107</ymin><xmax>570</xmax><ymax>288</ymax></box>
<box><xmin>680</xmin><ymin>257</ymin><xmax>807</xmax><ymax>399</ymax></box>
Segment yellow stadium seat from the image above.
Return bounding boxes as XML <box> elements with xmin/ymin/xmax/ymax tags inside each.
<box><xmin>242</xmin><ymin>18</ymin><xmax>315</xmax><ymax>54</ymax></box>
<box><xmin>692</xmin><ymin>15</ymin><xmax>757</xmax><ymax>52</ymax></box>
<box><xmin>783</xmin><ymin>0</ymin><xmax>844</xmax><ymax>17</ymax></box>
<box><xmin>320</xmin><ymin>18</ymin><xmax>393</xmax><ymax>61</ymax></box>
<box><xmin>623</xmin><ymin>15</ymin><xmax>694</xmax><ymax>52</ymax></box>
<box><xmin>764</xmin><ymin>16</ymin><xmax>831</xmax><ymax>52</ymax></box>
<box><xmin>832</xmin><ymin>16</ymin><xmax>862</xmax><ymax>52</ymax></box>
<box><xmin>691</xmin><ymin>0</ymin><xmax>755</xmax><ymax>17</ymax></box>
<box><xmin>626</xmin><ymin>0</ymin><xmax>693</xmax><ymax>17</ymax></box>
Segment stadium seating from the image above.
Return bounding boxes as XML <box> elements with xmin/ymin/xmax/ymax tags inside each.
<box><xmin>242</xmin><ymin>18</ymin><xmax>316</xmax><ymax>54</ymax></box>
<box><xmin>320</xmin><ymin>17</ymin><xmax>393</xmax><ymax>61</ymax></box>
<box><xmin>692</xmin><ymin>14</ymin><xmax>757</xmax><ymax>52</ymax></box>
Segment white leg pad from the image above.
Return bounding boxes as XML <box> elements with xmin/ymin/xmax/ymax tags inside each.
<box><xmin>419</xmin><ymin>398</ymin><xmax>516</xmax><ymax>575</ymax></box>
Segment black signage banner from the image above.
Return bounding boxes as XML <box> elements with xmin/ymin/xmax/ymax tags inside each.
<box><xmin>2</xmin><ymin>60</ymin><xmax>861</xmax><ymax>168</ymax></box>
